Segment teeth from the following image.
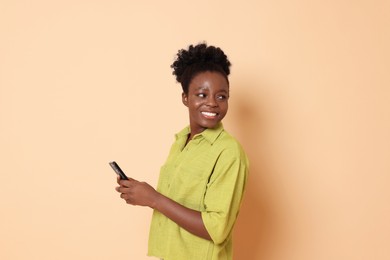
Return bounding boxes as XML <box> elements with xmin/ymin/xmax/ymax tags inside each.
<box><xmin>202</xmin><ymin>112</ymin><xmax>217</xmax><ymax>117</ymax></box>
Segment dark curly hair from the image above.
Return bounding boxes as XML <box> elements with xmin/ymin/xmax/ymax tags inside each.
<box><xmin>171</xmin><ymin>43</ymin><xmax>231</xmax><ymax>94</ymax></box>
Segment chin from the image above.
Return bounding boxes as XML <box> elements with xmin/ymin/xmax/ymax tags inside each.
<box><xmin>203</xmin><ymin>122</ymin><xmax>220</xmax><ymax>129</ymax></box>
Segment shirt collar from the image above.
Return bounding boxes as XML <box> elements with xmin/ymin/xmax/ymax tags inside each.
<box><xmin>175</xmin><ymin>123</ymin><xmax>224</xmax><ymax>145</ymax></box>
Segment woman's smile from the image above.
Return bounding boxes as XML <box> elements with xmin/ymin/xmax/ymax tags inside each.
<box><xmin>201</xmin><ymin>111</ymin><xmax>218</xmax><ymax>118</ymax></box>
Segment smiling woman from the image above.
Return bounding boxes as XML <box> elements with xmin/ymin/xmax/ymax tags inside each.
<box><xmin>115</xmin><ymin>43</ymin><xmax>249</xmax><ymax>260</ymax></box>
<box><xmin>182</xmin><ymin>71</ymin><xmax>229</xmax><ymax>140</ymax></box>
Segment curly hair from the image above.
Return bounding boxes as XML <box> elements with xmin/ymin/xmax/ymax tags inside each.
<box><xmin>171</xmin><ymin>43</ymin><xmax>231</xmax><ymax>94</ymax></box>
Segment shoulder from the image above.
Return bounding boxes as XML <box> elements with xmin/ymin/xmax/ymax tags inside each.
<box><xmin>214</xmin><ymin>130</ymin><xmax>248</xmax><ymax>163</ymax></box>
<box><xmin>216</xmin><ymin>129</ymin><xmax>244</xmax><ymax>151</ymax></box>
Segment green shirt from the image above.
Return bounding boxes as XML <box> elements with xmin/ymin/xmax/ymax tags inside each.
<box><xmin>148</xmin><ymin>123</ymin><xmax>249</xmax><ymax>260</ymax></box>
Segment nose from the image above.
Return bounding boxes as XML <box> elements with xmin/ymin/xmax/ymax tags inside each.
<box><xmin>206</xmin><ymin>96</ymin><xmax>218</xmax><ymax>107</ymax></box>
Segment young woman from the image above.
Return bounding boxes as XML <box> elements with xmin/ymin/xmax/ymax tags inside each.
<box><xmin>116</xmin><ymin>43</ymin><xmax>249</xmax><ymax>260</ymax></box>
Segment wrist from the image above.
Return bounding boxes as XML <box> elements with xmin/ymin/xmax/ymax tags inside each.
<box><xmin>151</xmin><ymin>191</ymin><xmax>162</xmax><ymax>210</ymax></box>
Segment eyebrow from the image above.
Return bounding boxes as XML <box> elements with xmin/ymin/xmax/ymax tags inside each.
<box><xmin>195</xmin><ymin>86</ymin><xmax>229</xmax><ymax>93</ymax></box>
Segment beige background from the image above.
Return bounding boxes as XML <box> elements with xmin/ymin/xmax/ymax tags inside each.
<box><xmin>1</xmin><ymin>1</ymin><xmax>389</xmax><ymax>259</ymax></box>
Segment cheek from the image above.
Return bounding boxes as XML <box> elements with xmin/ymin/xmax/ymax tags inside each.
<box><xmin>221</xmin><ymin>101</ymin><xmax>229</xmax><ymax>111</ymax></box>
<box><xmin>190</xmin><ymin>100</ymin><xmax>203</xmax><ymax>108</ymax></box>
<box><xmin>188</xmin><ymin>102</ymin><xmax>200</xmax><ymax>114</ymax></box>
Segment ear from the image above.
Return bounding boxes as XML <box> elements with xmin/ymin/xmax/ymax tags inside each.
<box><xmin>182</xmin><ymin>92</ymin><xmax>188</xmax><ymax>107</ymax></box>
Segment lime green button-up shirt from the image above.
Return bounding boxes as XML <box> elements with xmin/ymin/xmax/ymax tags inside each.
<box><xmin>148</xmin><ymin>123</ymin><xmax>249</xmax><ymax>260</ymax></box>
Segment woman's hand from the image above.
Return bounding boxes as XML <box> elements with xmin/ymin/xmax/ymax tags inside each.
<box><xmin>116</xmin><ymin>177</ymin><xmax>159</xmax><ymax>208</ymax></box>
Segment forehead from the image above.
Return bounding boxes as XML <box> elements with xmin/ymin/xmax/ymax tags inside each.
<box><xmin>189</xmin><ymin>71</ymin><xmax>229</xmax><ymax>92</ymax></box>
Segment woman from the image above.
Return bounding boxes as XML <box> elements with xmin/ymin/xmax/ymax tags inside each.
<box><xmin>116</xmin><ymin>43</ymin><xmax>249</xmax><ymax>259</ymax></box>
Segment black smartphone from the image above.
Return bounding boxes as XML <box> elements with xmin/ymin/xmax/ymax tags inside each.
<box><xmin>109</xmin><ymin>161</ymin><xmax>129</xmax><ymax>180</ymax></box>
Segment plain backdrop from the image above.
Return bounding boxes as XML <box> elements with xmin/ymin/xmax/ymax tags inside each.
<box><xmin>1</xmin><ymin>1</ymin><xmax>389</xmax><ymax>259</ymax></box>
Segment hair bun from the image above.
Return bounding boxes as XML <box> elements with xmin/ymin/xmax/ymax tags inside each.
<box><xmin>171</xmin><ymin>43</ymin><xmax>231</xmax><ymax>85</ymax></box>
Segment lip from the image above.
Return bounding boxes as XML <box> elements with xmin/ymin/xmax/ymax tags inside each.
<box><xmin>201</xmin><ymin>111</ymin><xmax>219</xmax><ymax>119</ymax></box>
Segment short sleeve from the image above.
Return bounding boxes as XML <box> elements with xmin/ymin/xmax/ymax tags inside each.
<box><xmin>201</xmin><ymin>148</ymin><xmax>248</xmax><ymax>245</ymax></box>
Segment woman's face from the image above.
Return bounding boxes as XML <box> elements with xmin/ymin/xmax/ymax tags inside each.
<box><xmin>182</xmin><ymin>71</ymin><xmax>229</xmax><ymax>137</ymax></box>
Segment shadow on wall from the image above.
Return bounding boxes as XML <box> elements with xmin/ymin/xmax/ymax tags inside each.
<box><xmin>231</xmin><ymin>83</ymin><xmax>284</xmax><ymax>260</ymax></box>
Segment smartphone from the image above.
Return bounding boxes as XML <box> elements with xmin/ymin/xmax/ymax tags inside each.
<box><xmin>109</xmin><ymin>161</ymin><xmax>129</xmax><ymax>180</ymax></box>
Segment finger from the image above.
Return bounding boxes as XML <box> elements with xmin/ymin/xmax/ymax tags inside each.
<box><xmin>116</xmin><ymin>185</ymin><xmax>131</xmax><ymax>193</ymax></box>
<box><xmin>120</xmin><ymin>193</ymin><xmax>133</xmax><ymax>202</ymax></box>
<box><xmin>119</xmin><ymin>179</ymin><xmax>135</xmax><ymax>188</ymax></box>
<box><xmin>119</xmin><ymin>187</ymin><xmax>132</xmax><ymax>193</ymax></box>
<box><xmin>117</xmin><ymin>176</ymin><xmax>134</xmax><ymax>184</ymax></box>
